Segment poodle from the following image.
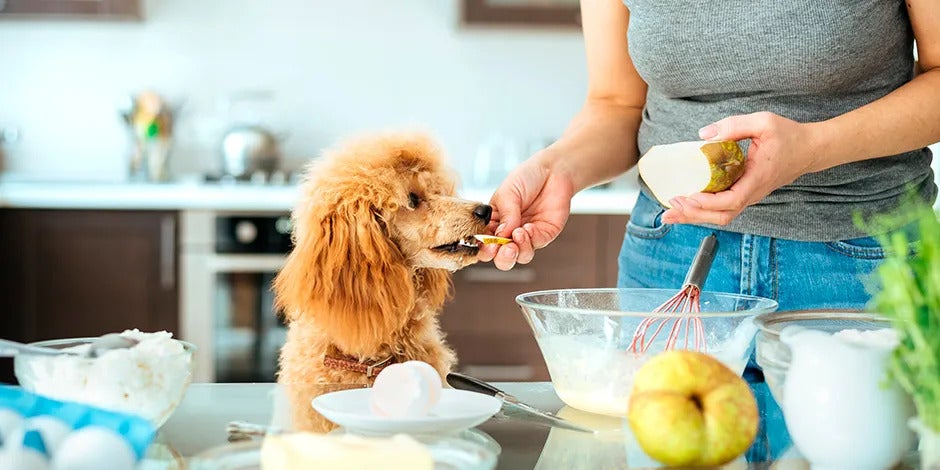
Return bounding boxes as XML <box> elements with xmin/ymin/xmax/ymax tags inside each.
<box><xmin>272</xmin><ymin>131</ymin><xmax>492</xmax><ymax>432</ymax></box>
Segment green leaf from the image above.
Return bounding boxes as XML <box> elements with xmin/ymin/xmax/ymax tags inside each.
<box><xmin>856</xmin><ymin>192</ymin><xmax>940</xmax><ymax>432</ymax></box>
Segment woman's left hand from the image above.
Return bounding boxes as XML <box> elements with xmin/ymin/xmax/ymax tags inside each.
<box><xmin>661</xmin><ymin>112</ymin><xmax>823</xmax><ymax>226</ymax></box>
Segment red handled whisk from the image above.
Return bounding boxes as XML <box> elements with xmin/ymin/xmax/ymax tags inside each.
<box><xmin>628</xmin><ymin>233</ymin><xmax>718</xmax><ymax>354</ymax></box>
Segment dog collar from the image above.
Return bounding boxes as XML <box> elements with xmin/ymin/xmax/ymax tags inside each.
<box><xmin>323</xmin><ymin>353</ymin><xmax>396</xmax><ymax>378</ymax></box>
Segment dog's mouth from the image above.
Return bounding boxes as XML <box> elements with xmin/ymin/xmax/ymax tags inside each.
<box><xmin>431</xmin><ymin>235</ymin><xmax>480</xmax><ymax>255</ymax></box>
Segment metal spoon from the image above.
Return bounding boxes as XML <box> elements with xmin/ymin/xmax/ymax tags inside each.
<box><xmin>0</xmin><ymin>333</ymin><xmax>139</xmax><ymax>358</ymax></box>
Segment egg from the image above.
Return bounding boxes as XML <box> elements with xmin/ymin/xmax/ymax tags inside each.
<box><xmin>0</xmin><ymin>446</ymin><xmax>49</xmax><ymax>470</ymax></box>
<box><xmin>6</xmin><ymin>425</ymin><xmax>56</xmax><ymax>459</ymax></box>
<box><xmin>22</xmin><ymin>417</ymin><xmax>70</xmax><ymax>455</ymax></box>
<box><xmin>51</xmin><ymin>426</ymin><xmax>136</xmax><ymax>470</ymax></box>
<box><xmin>369</xmin><ymin>361</ymin><xmax>443</xmax><ymax>418</ymax></box>
<box><xmin>402</xmin><ymin>361</ymin><xmax>442</xmax><ymax>409</ymax></box>
<box><xmin>0</xmin><ymin>408</ymin><xmax>23</xmax><ymax>447</ymax></box>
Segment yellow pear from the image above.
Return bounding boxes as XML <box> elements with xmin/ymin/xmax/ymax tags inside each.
<box><xmin>626</xmin><ymin>350</ymin><xmax>758</xmax><ymax>467</ymax></box>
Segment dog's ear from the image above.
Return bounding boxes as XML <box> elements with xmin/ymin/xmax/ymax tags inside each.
<box><xmin>273</xmin><ymin>199</ymin><xmax>415</xmax><ymax>353</ymax></box>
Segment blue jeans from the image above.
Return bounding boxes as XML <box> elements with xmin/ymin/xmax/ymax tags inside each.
<box><xmin>616</xmin><ymin>191</ymin><xmax>918</xmax><ymax>461</ymax></box>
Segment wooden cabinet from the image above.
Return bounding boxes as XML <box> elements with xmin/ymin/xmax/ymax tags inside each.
<box><xmin>0</xmin><ymin>209</ymin><xmax>178</xmax><ymax>383</ymax></box>
<box><xmin>0</xmin><ymin>0</ymin><xmax>141</xmax><ymax>20</ymax></box>
<box><xmin>461</xmin><ymin>0</ymin><xmax>581</xmax><ymax>28</ymax></box>
<box><xmin>441</xmin><ymin>214</ymin><xmax>628</xmax><ymax>382</ymax></box>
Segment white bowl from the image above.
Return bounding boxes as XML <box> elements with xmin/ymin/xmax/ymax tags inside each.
<box><xmin>14</xmin><ymin>336</ymin><xmax>196</xmax><ymax>428</ymax></box>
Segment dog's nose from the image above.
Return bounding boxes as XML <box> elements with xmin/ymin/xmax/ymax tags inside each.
<box><xmin>473</xmin><ymin>204</ymin><xmax>493</xmax><ymax>223</ymax></box>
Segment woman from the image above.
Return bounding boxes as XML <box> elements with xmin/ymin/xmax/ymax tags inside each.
<box><xmin>479</xmin><ymin>0</ymin><xmax>939</xmax><ymax>460</ymax></box>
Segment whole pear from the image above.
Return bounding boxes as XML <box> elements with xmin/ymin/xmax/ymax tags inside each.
<box><xmin>627</xmin><ymin>350</ymin><xmax>758</xmax><ymax>467</ymax></box>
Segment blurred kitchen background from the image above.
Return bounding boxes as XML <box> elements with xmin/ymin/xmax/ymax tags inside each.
<box><xmin>0</xmin><ymin>0</ymin><xmax>594</xmax><ymax>183</ymax></box>
<box><xmin>1</xmin><ymin>0</ymin><xmax>937</xmax><ymax>386</ymax></box>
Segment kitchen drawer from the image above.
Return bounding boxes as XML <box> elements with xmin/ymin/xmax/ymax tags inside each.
<box><xmin>447</xmin><ymin>332</ymin><xmax>550</xmax><ymax>381</ymax></box>
<box><xmin>599</xmin><ymin>214</ymin><xmax>628</xmax><ymax>287</ymax></box>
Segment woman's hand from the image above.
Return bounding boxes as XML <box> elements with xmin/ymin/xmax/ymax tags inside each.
<box><xmin>661</xmin><ymin>112</ymin><xmax>823</xmax><ymax>226</ymax></box>
<box><xmin>477</xmin><ymin>156</ymin><xmax>575</xmax><ymax>271</ymax></box>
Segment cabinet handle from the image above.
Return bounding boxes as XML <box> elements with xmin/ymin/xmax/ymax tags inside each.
<box><xmin>462</xmin><ymin>267</ymin><xmax>535</xmax><ymax>283</ymax></box>
<box><xmin>160</xmin><ymin>215</ymin><xmax>176</xmax><ymax>290</ymax></box>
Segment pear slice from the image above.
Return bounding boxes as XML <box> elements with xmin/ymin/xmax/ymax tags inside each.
<box><xmin>473</xmin><ymin>234</ymin><xmax>512</xmax><ymax>245</ymax></box>
<box><xmin>637</xmin><ymin>140</ymin><xmax>746</xmax><ymax>208</ymax></box>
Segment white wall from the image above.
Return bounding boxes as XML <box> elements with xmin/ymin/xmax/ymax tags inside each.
<box><xmin>0</xmin><ymin>0</ymin><xmax>588</xmax><ymax>184</ymax></box>
<box><xmin>1</xmin><ymin>2</ymin><xmax>938</xmax><ymax>186</ymax></box>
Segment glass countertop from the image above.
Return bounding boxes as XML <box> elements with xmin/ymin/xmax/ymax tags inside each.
<box><xmin>147</xmin><ymin>382</ymin><xmax>915</xmax><ymax>469</ymax></box>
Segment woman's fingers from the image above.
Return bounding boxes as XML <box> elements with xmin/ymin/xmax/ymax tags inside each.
<box><xmin>492</xmin><ymin>242</ymin><xmax>520</xmax><ymax>271</ymax></box>
<box><xmin>514</xmin><ymin>227</ymin><xmax>535</xmax><ymax>265</ymax></box>
<box><xmin>661</xmin><ymin>197</ymin><xmax>740</xmax><ymax>226</ymax></box>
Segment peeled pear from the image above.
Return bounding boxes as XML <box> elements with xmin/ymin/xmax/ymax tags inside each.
<box><xmin>637</xmin><ymin>140</ymin><xmax>745</xmax><ymax>208</ymax></box>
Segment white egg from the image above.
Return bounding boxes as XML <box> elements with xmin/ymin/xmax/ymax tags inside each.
<box><xmin>4</xmin><ymin>428</ymin><xmax>50</xmax><ymax>459</ymax></box>
<box><xmin>22</xmin><ymin>417</ymin><xmax>70</xmax><ymax>455</ymax></box>
<box><xmin>0</xmin><ymin>446</ymin><xmax>49</xmax><ymax>470</ymax></box>
<box><xmin>0</xmin><ymin>409</ymin><xmax>23</xmax><ymax>447</ymax></box>
<box><xmin>402</xmin><ymin>361</ymin><xmax>442</xmax><ymax>409</ymax></box>
<box><xmin>369</xmin><ymin>361</ymin><xmax>441</xmax><ymax>418</ymax></box>
<box><xmin>51</xmin><ymin>427</ymin><xmax>136</xmax><ymax>470</ymax></box>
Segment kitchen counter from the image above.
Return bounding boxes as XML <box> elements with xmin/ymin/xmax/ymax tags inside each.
<box><xmin>147</xmin><ymin>382</ymin><xmax>920</xmax><ymax>469</ymax></box>
<box><xmin>0</xmin><ymin>181</ymin><xmax>639</xmax><ymax>214</ymax></box>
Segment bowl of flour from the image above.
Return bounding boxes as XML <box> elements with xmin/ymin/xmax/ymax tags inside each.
<box><xmin>13</xmin><ymin>329</ymin><xmax>196</xmax><ymax>428</ymax></box>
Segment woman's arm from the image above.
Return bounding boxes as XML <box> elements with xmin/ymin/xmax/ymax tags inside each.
<box><xmin>537</xmin><ymin>0</ymin><xmax>647</xmax><ymax>193</ymax></box>
<box><xmin>663</xmin><ymin>0</ymin><xmax>940</xmax><ymax>227</ymax></box>
<box><xmin>478</xmin><ymin>0</ymin><xmax>647</xmax><ymax>270</ymax></box>
<box><xmin>809</xmin><ymin>2</ymin><xmax>940</xmax><ymax>170</ymax></box>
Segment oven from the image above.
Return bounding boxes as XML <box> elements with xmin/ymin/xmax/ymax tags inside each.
<box><xmin>179</xmin><ymin>209</ymin><xmax>293</xmax><ymax>383</ymax></box>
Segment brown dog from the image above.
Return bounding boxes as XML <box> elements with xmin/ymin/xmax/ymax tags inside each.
<box><xmin>272</xmin><ymin>131</ymin><xmax>491</xmax><ymax>431</ymax></box>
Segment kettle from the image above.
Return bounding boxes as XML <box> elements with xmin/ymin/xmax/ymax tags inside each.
<box><xmin>221</xmin><ymin>125</ymin><xmax>283</xmax><ymax>178</ymax></box>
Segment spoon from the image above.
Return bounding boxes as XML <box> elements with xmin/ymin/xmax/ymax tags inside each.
<box><xmin>0</xmin><ymin>333</ymin><xmax>139</xmax><ymax>358</ymax></box>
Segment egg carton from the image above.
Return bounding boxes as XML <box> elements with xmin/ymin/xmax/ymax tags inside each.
<box><xmin>0</xmin><ymin>386</ymin><xmax>156</xmax><ymax>470</ymax></box>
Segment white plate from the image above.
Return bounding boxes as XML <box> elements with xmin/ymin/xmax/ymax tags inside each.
<box><xmin>311</xmin><ymin>388</ymin><xmax>501</xmax><ymax>435</ymax></box>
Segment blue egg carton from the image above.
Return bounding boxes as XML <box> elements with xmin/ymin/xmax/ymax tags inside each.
<box><xmin>0</xmin><ymin>385</ymin><xmax>157</xmax><ymax>460</ymax></box>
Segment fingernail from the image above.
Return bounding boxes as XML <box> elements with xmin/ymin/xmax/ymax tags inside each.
<box><xmin>698</xmin><ymin>124</ymin><xmax>718</xmax><ymax>140</ymax></box>
<box><xmin>682</xmin><ymin>197</ymin><xmax>702</xmax><ymax>209</ymax></box>
<box><xmin>669</xmin><ymin>198</ymin><xmax>684</xmax><ymax>211</ymax></box>
<box><xmin>496</xmin><ymin>223</ymin><xmax>506</xmax><ymax>236</ymax></box>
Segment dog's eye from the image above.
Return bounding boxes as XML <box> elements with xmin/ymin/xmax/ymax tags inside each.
<box><xmin>408</xmin><ymin>192</ymin><xmax>421</xmax><ymax>209</ymax></box>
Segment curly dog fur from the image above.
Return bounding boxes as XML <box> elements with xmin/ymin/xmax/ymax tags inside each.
<box><xmin>273</xmin><ymin>131</ymin><xmax>490</xmax><ymax>431</ymax></box>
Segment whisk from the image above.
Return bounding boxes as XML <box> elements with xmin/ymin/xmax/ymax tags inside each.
<box><xmin>628</xmin><ymin>233</ymin><xmax>718</xmax><ymax>354</ymax></box>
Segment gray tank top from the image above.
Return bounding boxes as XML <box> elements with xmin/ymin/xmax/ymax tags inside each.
<box><xmin>623</xmin><ymin>0</ymin><xmax>936</xmax><ymax>241</ymax></box>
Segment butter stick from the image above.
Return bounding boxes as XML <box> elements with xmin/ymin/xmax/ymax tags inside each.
<box><xmin>261</xmin><ymin>433</ymin><xmax>433</xmax><ymax>470</ymax></box>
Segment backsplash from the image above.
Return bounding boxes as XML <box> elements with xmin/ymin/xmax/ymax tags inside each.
<box><xmin>0</xmin><ymin>0</ymin><xmax>587</xmax><ymax>184</ymax></box>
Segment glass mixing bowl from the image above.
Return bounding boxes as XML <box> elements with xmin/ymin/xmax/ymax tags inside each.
<box><xmin>753</xmin><ymin>310</ymin><xmax>891</xmax><ymax>405</ymax></box>
<box><xmin>516</xmin><ymin>288</ymin><xmax>778</xmax><ymax>417</ymax></box>
<box><xmin>14</xmin><ymin>337</ymin><xmax>196</xmax><ymax>428</ymax></box>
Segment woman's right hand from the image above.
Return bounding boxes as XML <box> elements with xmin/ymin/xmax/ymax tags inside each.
<box><xmin>477</xmin><ymin>154</ymin><xmax>575</xmax><ymax>271</ymax></box>
<box><xmin>477</xmin><ymin>0</ymin><xmax>646</xmax><ymax>271</ymax></box>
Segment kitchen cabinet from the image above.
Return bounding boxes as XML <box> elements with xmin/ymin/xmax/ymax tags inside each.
<box><xmin>0</xmin><ymin>0</ymin><xmax>141</xmax><ymax>20</ymax></box>
<box><xmin>441</xmin><ymin>214</ymin><xmax>628</xmax><ymax>382</ymax></box>
<box><xmin>461</xmin><ymin>0</ymin><xmax>581</xmax><ymax>28</ymax></box>
<box><xmin>0</xmin><ymin>209</ymin><xmax>178</xmax><ymax>383</ymax></box>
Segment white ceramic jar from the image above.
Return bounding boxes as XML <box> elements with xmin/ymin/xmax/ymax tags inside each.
<box><xmin>780</xmin><ymin>326</ymin><xmax>915</xmax><ymax>470</ymax></box>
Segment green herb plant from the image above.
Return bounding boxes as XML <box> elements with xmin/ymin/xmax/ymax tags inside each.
<box><xmin>857</xmin><ymin>198</ymin><xmax>940</xmax><ymax>433</ymax></box>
